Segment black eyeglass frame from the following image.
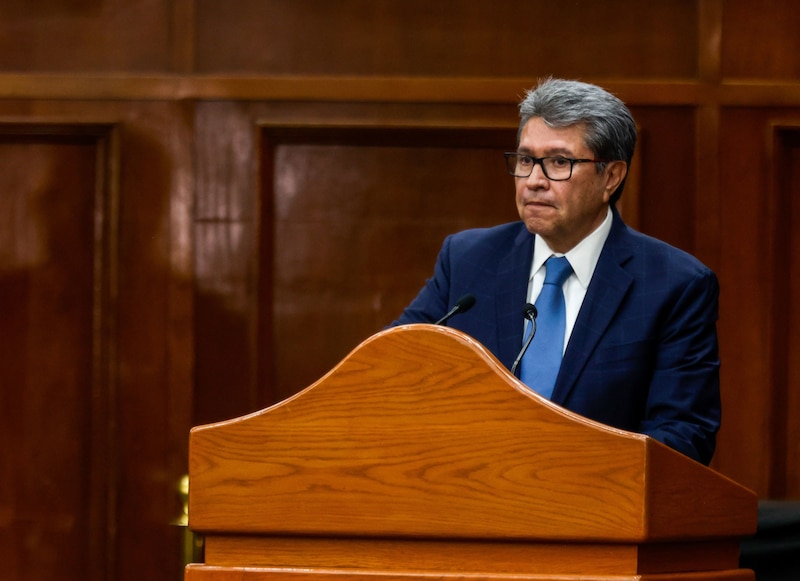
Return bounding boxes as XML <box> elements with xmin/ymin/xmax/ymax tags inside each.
<box><xmin>503</xmin><ymin>152</ymin><xmax>612</xmax><ymax>181</ymax></box>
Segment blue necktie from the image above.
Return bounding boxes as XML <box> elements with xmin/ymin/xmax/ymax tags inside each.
<box><xmin>519</xmin><ymin>256</ymin><xmax>573</xmax><ymax>399</ymax></box>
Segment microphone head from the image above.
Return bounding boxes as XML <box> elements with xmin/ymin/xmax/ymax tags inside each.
<box><xmin>434</xmin><ymin>294</ymin><xmax>477</xmax><ymax>326</ymax></box>
<box><xmin>456</xmin><ymin>293</ymin><xmax>476</xmax><ymax>313</ymax></box>
<box><xmin>523</xmin><ymin>303</ymin><xmax>537</xmax><ymax>320</ymax></box>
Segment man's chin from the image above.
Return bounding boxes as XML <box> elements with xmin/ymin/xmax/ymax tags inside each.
<box><xmin>522</xmin><ymin>217</ymin><xmax>553</xmax><ymax>237</ymax></box>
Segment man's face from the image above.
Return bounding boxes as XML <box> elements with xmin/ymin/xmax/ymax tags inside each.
<box><xmin>514</xmin><ymin>117</ymin><xmax>626</xmax><ymax>253</ymax></box>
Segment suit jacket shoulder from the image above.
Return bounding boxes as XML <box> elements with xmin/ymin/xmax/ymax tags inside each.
<box><xmin>393</xmin><ymin>221</ymin><xmax>534</xmax><ymax>362</ymax></box>
<box><xmin>555</xmin><ymin>211</ymin><xmax>720</xmax><ymax>464</ymax></box>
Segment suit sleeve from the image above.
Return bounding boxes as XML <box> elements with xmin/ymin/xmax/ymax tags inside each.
<box><xmin>638</xmin><ymin>267</ymin><xmax>721</xmax><ymax>465</ymax></box>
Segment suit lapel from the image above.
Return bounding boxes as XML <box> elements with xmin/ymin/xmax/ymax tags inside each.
<box><xmin>494</xmin><ymin>225</ymin><xmax>535</xmax><ymax>369</ymax></box>
<box><xmin>551</xmin><ymin>212</ymin><xmax>635</xmax><ymax>405</ymax></box>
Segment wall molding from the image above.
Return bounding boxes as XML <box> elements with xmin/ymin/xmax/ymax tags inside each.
<box><xmin>2</xmin><ymin>74</ymin><xmax>800</xmax><ymax>107</ymax></box>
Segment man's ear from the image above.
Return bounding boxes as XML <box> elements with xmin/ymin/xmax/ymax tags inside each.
<box><xmin>603</xmin><ymin>161</ymin><xmax>628</xmax><ymax>202</ymax></box>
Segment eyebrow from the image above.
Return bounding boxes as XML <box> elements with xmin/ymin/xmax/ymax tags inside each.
<box><xmin>517</xmin><ymin>146</ymin><xmax>575</xmax><ymax>157</ymax></box>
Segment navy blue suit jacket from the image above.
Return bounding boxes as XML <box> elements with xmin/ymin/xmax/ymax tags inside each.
<box><xmin>393</xmin><ymin>210</ymin><xmax>721</xmax><ymax>465</ymax></box>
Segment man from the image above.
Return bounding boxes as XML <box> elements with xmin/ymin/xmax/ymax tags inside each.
<box><xmin>392</xmin><ymin>78</ymin><xmax>721</xmax><ymax>465</ymax></box>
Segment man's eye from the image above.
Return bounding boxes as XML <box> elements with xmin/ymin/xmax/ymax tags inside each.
<box><xmin>518</xmin><ymin>156</ymin><xmax>534</xmax><ymax>165</ymax></box>
<box><xmin>550</xmin><ymin>157</ymin><xmax>570</xmax><ymax>168</ymax></box>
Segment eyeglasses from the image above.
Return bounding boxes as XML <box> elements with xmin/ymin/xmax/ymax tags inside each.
<box><xmin>504</xmin><ymin>153</ymin><xmax>608</xmax><ymax>181</ymax></box>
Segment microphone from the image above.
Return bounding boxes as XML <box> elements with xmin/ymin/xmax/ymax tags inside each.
<box><xmin>510</xmin><ymin>303</ymin><xmax>538</xmax><ymax>377</ymax></box>
<box><xmin>434</xmin><ymin>294</ymin><xmax>476</xmax><ymax>326</ymax></box>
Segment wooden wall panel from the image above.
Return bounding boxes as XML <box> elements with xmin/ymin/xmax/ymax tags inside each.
<box><xmin>715</xmin><ymin>108</ymin><xmax>800</xmax><ymax>495</ymax></box>
<box><xmin>111</xmin><ymin>104</ymin><xmax>194</xmax><ymax>581</ymax></box>
<box><xmin>722</xmin><ymin>0</ymin><xmax>800</xmax><ymax>79</ymax></box>
<box><xmin>770</xmin><ymin>125</ymin><xmax>800</xmax><ymax>498</ymax></box>
<box><xmin>264</xmin><ymin>128</ymin><xmax>519</xmax><ymax>401</ymax></box>
<box><xmin>0</xmin><ymin>0</ymin><xmax>183</xmax><ymax>73</ymax></box>
<box><xmin>193</xmin><ymin>102</ymin><xmax>261</xmax><ymax>425</ymax></box>
<box><xmin>784</xmin><ymin>131</ymin><xmax>800</xmax><ymax>497</ymax></box>
<box><xmin>0</xmin><ymin>124</ymin><xmax>115</xmax><ymax>580</ymax></box>
<box><xmin>716</xmin><ymin>108</ymin><xmax>771</xmax><ymax>494</ymax></box>
<box><xmin>194</xmin><ymin>0</ymin><xmax>698</xmax><ymax>78</ymax></box>
<box><xmin>193</xmin><ymin>100</ymin><xmax>523</xmax><ymax>415</ymax></box>
<box><xmin>626</xmin><ymin>107</ymin><xmax>697</xmax><ymax>253</ymax></box>
<box><xmin>0</xmin><ymin>101</ymin><xmax>194</xmax><ymax>581</ymax></box>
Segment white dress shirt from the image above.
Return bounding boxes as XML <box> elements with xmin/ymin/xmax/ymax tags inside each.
<box><xmin>526</xmin><ymin>207</ymin><xmax>613</xmax><ymax>352</ymax></box>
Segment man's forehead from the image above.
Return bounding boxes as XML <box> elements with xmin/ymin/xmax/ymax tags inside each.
<box><xmin>518</xmin><ymin>120</ymin><xmax>589</xmax><ymax>154</ymax></box>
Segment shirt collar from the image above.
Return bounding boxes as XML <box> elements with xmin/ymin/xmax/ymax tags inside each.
<box><xmin>531</xmin><ymin>206</ymin><xmax>613</xmax><ymax>288</ymax></box>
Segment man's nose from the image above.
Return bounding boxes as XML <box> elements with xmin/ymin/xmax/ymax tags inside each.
<box><xmin>525</xmin><ymin>161</ymin><xmax>549</xmax><ymax>185</ymax></box>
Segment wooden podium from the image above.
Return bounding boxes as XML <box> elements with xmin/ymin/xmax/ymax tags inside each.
<box><xmin>185</xmin><ymin>325</ymin><xmax>758</xmax><ymax>581</ymax></box>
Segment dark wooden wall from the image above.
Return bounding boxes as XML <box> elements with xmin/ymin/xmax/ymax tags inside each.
<box><xmin>1</xmin><ymin>1</ymin><xmax>799</xmax><ymax>580</ymax></box>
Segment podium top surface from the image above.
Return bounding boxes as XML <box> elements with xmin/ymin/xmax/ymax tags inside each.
<box><xmin>188</xmin><ymin>325</ymin><xmax>757</xmax><ymax>542</ymax></box>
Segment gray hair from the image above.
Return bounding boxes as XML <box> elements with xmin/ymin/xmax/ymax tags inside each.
<box><xmin>518</xmin><ymin>78</ymin><xmax>637</xmax><ymax>204</ymax></box>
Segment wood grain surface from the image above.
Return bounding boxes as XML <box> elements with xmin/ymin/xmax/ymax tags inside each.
<box><xmin>189</xmin><ymin>325</ymin><xmax>756</xmax><ymax>543</ymax></box>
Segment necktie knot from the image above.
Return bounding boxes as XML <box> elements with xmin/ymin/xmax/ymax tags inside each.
<box><xmin>543</xmin><ymin>256</ymin><xmax>572</xmax><ymax>287</ymax></box>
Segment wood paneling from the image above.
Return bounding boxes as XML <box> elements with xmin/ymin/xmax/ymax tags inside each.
<box><xmin>193</xmin><ymin>102</ymin><xmax>260</xmax><ymax>424</ymax></box>
<box><xmin>0</xmin><ymin>1</ymin><xmax>180</xmax><ymax>73</ymax></box>
<box><xmin>111</xmin><ymin>104</ymin><xmax>194</xmax><ymax>581</ymax></box>
<box><xmin>770</xmin><ymin>125</ymin><xmax>800</xmax><ymax>497</ymax></box>
<box><xmin>626</xmin><ymin>107</ymin><xmax>697</xmax><ymax>253</ymax></box>
<box><xmin>0</xmin><ymin>124</ymin><xmax>116</xmax><ymax>580</ymax></box>
<box><xmin>263</xmin><ymin>126</ymin><xmax>519</xmax><ymax>401</ymax></box>
<box><xmin>2</xmin><ymin>1</ymin><xmax>800</xmax><ymax>579</ymax></box>
<box><xmin>787</xmin><ymin>135</ymin><xmax>800</xmax><ymax>497</ymax></box>
<box><xmin>192</xmin><ymin>101</ymin><xmax>524</xmax><ymax>418</ymax></box>
<box><xmin>722</xmin><ymin>0</ymin><xmax>800</xmax><ymax>79</ymax></box>
<box><xmin>0</xmin><ymin>102</ymin><xmax>194</xmax><ymax>581</ymax></box>
<box><xmin>714</xmin><ymin>108</ymin><xmax>800</xmax><ymax>495</ymax></box>
<box><xmin>193</xmin><ymin>0</ymin><xmax>698</xmax><ymax>78</ymax></box>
